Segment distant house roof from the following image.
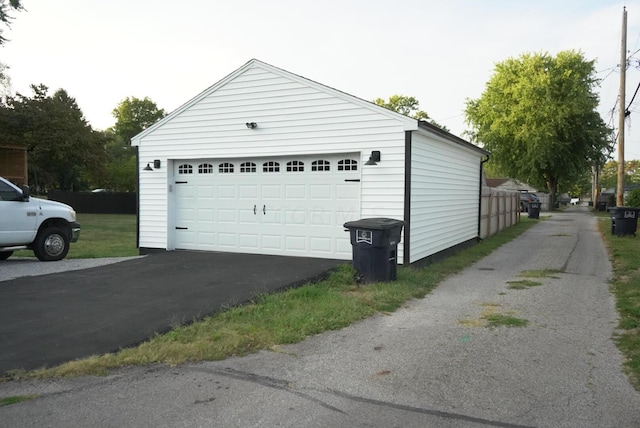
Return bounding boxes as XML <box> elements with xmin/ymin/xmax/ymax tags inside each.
<box><xmin>602</xmin><ymin>184</ymin><xmax>640</xmax><ymax>194</ymax></box>
<box><xmin>485</xmin><ymin>178</ymin><xmax>536</xmax><ymax>192</ymax></box>
<box><xmin>486</xmin><ymin>178</ymin><xmax>509</xmax><ymax>188</ymax></box>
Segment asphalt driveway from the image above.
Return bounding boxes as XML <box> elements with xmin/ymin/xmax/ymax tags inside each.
<box><xmin>0</xmin><ymin>251</ymin><xmax>345</xmax><ymax>375</ymax></box>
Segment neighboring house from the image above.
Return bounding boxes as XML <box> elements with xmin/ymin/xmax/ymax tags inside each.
<box><xmin>485</xmin><ymin>178</ymin><xmax>537</xmax><ymax>192</ymax></box>
<box><xmin>131</xmin><ymin>59</ymin><xmax>489</xmax><ymax>265</ymax></box>
<box><xmin>0</xmin><ymin>144</ymin><xmax>27</xmax><ymax>187</ymax></box>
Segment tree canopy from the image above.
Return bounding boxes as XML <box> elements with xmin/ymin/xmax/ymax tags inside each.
<box><xmin>465</xmin><ymin>50</ymin><xmax>613</xmax><ymax>205</ymax></box>
<box><xmin>100</xmin><ymin>96</ymin><xmax>167</xmax><ymax>191</ymax></box>
<box><xmin>0</xmin><ymin>0</ymin><xmax>23</xmax><ymax>45</ymax></box>
<box><xmin>112</xmin><ymin>96</ymin><xmax>166</xmax><ymax>144</ymax></box>
<box><xmin>373</xmin><ymin>94</ymin><xmax>449</xmax><ymax>131</ymax></box>
<box><xmin>1</xmin><ymin>84</ymin><xmax>107</xmax><ymax>191</ymax></box>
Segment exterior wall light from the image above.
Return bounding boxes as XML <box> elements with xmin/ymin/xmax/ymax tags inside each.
<box><xmin>246</xmin><ymin>122</ymin><xmax>258</xmax><ymax>129</ymax></box>
<box><xmin>365</xmin><ymin>150</ymin><xmax>381</xmax><ymax>165</ymax></box>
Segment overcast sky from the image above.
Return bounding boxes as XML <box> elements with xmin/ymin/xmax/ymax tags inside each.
<box><xmin>2</xmin><ymin>0</ymin><xmax>640</xmax><ymax>160</ymax></box>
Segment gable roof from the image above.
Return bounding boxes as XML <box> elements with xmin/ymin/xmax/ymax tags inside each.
<box><xmin>131</xmin><ymin>59</ymin><xmax>488</xmax><ymax>158</ymax></box>
<box><xmin>132</xmin><ymin>59</ymin><xmax>419</xmax><ymax>146</ymax></box>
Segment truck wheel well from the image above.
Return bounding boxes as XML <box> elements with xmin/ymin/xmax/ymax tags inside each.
<box><xmin>38</xmin><ymin>219</ymin><xmax>71</xmax><ymax>238</ymax></box>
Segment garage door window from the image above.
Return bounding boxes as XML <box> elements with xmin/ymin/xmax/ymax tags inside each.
<box><xmin>286</xmin><ymin>161</ymin><xmax>304</xmax><ymax>172</ymax></box>
<box><xmin>178</xmin><ymin>164</ymin><xmax>193</xmax><ymax>174</ymax></box>
<box><xmin>240</xmin><ymin>162</ymin><xmax>256</xmax><ymax>173</ymax></box>
<box><xmin>338</xmin><ymin>159</ymin><xmax>358</xmax><ymax>171</ymax></box>
<box><xmin>263</xmin><ymin>161</ymin><xmax>280</xmax><ymax>173</ymax></box>
<box><xmin>219</xmin><ymin>163</ymin><xmax>234</xmax><ymax>173</ymax></box>
<box><xmin>312</xmin><ymin>160</ymin><xmax>330</xmax><ymax>172</ymax></box>
<box><xmin>198</xmin><ymin>163</ymin><xmax>213</xmax><ymax>174</ymax></box>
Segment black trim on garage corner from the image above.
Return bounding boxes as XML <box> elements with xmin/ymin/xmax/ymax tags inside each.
<box><xmin>136</xmin><ymin>148</ymin><xmax>140</xmax><ymax>250</ymax></box>
<box><xmin>403</xmin><ymin>130</ymin><xmax>412</xmax><ymax>265</ymax></box>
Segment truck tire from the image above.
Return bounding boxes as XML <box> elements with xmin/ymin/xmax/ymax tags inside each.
<box><xmin>0</xmin><ymin>251</ymin><xmax>13</xmax><ymax>260</ymax></box>
<box><xmin>33</xmin><ymin>227</ymin><xmax>69</xmax><ymax>261</ymax></box>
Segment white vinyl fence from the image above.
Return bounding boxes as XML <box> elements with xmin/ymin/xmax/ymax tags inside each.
<box><xmin>480</xmin><ymin>187</ymin><xmax>520</xmax><ymax>239</ymax></box>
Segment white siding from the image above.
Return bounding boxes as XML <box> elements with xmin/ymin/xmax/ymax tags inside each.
<box><xmin>136</xmin><ymin>61</ymin><xmax>410</xmax><ymax>261</ymax></box>
<box><xmin>409</xmin><ymin>131</ymin><xmax>482</xmax><ymax>263</ymax></box>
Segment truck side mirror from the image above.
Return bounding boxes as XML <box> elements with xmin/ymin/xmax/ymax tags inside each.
<box><xmin>21</xmin><ymin>185</ymin><xmax>30</xmax><ymax>201</ymax></box>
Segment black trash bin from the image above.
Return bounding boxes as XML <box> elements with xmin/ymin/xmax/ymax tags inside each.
<box><xmin>608</xmin><ymin>206</ymin><xmax>640</xmax><ymax>237</ymax></box>
<box><xmin>528</xmin><ymin>202</ymin><xmax>541</xmax><ymax>219</ymax></box>
<box><xmin>343</xmin><ymin>218</ymin><xmax>405</xmax><ymax>283</ymax></box>
<box><xmin>597</xmin><ymin>201</ymin><xmax>608</xmax><ymax>212</ymax></box>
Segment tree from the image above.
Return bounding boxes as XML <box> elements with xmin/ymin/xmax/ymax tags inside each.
<box><xmin>103</xmin><ymin>96</ymin><xmax>166</xmax><ymax>191</ymax></box>
<box><xmin>465</xmin><ymin>51</ymin><xmax>613</xmax><ymax>208</ymax></box>
<box><xmin>1</xmin><ymin>84</ymin><xmax>107</xmax><ymax>191</ymax></box>
<box><xmin>112</xmin><ymin>96</ymin><xmax>166</xmax><ymax>144</ymax></box>
<box><xmin>600</xmin><ymin>159</ymin><xmax>640</xmax><ymax>190</ymax></box>
<box><xmin>373</xmin><ymin>95</ymin><xmax>449</xmax><ymax>131</ymax></box>
<box><xmin>0</xmin><ymin>0</ymin><xmax>24</xmax><ymax>46</ymax></box>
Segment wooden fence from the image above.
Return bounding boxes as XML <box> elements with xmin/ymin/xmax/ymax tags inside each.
<box><xmin>479</xmin><ymin>187</ymin><xmax>520</xmax><ymax>239</ymax></box>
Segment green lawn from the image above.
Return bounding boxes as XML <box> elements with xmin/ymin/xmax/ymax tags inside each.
<box><xmin>14</xmin><ymin>214</ymin><xmax>137</xmax><ymax>259</ymax></box>
<box><xmin>596</xmin><ymin>211</ymin><xmax>640</xmax><ymax>389</ymax></box>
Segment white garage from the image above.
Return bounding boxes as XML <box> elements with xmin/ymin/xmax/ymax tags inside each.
<box><xmin>132</xmin><ymin>59</ymin><xmax>488</xmax><ymax>265</ymax></box>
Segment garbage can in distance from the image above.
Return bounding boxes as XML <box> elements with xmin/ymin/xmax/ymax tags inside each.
<box><xmin>343</xmin><ymin>218</ymin><xmax>405</xmax><ymax>283</ymax></box>
<box><xmin>528</xmin><ymin>202</ymin><xmax>541</xmax><ymax>219</ymax></box>
<box><xmin>608</xmin><ymin>206</ymin><xmax>640</xmax><ymax>237</ymax></box>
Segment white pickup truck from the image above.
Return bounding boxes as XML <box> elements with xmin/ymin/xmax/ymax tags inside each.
<box><xmin>0</xmin><ymin>176</ymin><xmax>80</xmax><ymax>261</ymax></box>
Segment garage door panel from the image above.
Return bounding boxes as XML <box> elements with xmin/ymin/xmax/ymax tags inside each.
<box><xmin>285</xmin><ymin>236</ymin><xmax>307</xmax><ymax>251</ymax></box>
<box><xmin>239</xmin><ymin>185</ymin><xmax>258</xmax><ymax>199</ymax></box>
<box><xmin>173</xmin><ymin>154</ymin><xmax>361</xmax><ymax>259</ymax></box>
<box><xmin>218</xmin><ymin>233</ymin><xmax>237</xmax><ymax>247</ymax></box>
<box><xmin>239</xmin><ymin>234</ymin><xmax>259</xmax><ymax>249</ymax></box>
<box><xmin>218</xmin><ymin>185</ymin><xmax>236</xmax><ymax>198</ymax></box>
<box><xmin>285</xmin><ymin>185</ymin><xmax>306</xmax><ymax>199</ymax></box>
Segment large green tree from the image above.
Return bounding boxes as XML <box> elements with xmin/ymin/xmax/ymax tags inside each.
<box><xmin>0</xmin><ymin>0</ymin><xmax>23</xmax><ymax>45</ymax></box>
<box><xmin>112</xmin><ymin>96</ymin><xmax>166</xmax><ymax>144</ymax></box>
<box><xmin>600</xmin><ymin>159</ymin><xmax>640</xmax><ymax>190</ymax></box>
<box><xmin>465</xmin><ymin>51</ymin><xmax>613</xmax><ymax>207</ymax></box>
<box><xmin>1</xmin><ymin>84</ymin><xmax>106</xmax><ymax>191</ymax></box>
<box><xmin>102</xmin><ymin>96</ymin><xmax>166</xmax><ymax>191</ymax></box>
<box><xmin>374</xmin><ymin>94</ymin><xmax>449</xmax><ymax>131</ymax></box>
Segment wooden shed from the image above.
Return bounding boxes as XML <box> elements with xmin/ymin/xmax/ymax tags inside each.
<box><xmin>0</xmin><ymin>144</ymin><xmax>28</xmax><ymax>187</ymax></box>
<box><xmin>131</xmin><ymin>59</ymin><xmax>489</xmax><ymax>265</ymax></box>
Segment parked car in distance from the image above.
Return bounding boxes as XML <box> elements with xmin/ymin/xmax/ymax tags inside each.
<box><xmin>0</xmin><ymin>176</ymin><xmax>81</xmax><ymax>261</ymax></box>
<box><xmin>570</xmin><ymin>197</ymin><xmax>580</xmax><ymax>205</ymax></box>
<box><xmin>519</xmin><ymin>192</ymin><xmax>540</xmax><ymax>212</ymax></box>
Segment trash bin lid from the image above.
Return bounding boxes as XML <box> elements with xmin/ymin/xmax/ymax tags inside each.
<box><xmin>344</xmin><ymin>217</ymin><xmax>405</xmax><ymax>230</ymax></box>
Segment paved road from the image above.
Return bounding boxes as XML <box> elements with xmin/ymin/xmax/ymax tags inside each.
<box><xmin>1</xmin><ymin>207</ymin><xmax>639</xmax><ymax>427</ymax></box>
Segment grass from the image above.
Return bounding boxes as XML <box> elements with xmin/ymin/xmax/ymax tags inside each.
<box><xmin>0</xmin><ymin>395</ymin><xmax>39</xmax><ymax>406</ymax></box>
<box><xmin>484</xmin><ymin>314</ymin><xmax>529</xmax><ymax>328</ymax></box>
<box><xmin>518</xmin><ymin>269</ymin><xmax>562</xmax><ymax>279</ymax></box>
<box><xmin>506</xmin><ymin>279</ymin><xmax>543</xmax><ymax>290</ymax></box>
<box><xmin>596</xmin><ymin>211</ymin><xmax>640</xmax><ymax>389</ymax></box>
<box><xmin>14</xmin><ymin>214</ymin><xmax>137</xmax><ymax>259</ymax></box>
<box><xmin>3</xmin><ymin>216</ymin><xmax>538</xmax><ymax>381</ymax></box>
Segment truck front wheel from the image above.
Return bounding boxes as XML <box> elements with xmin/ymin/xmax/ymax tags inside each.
<box><xmin>0</xmin><ymin>251</ymin><xmax>13</xmax><ymax>260</ymax></box>
<box><xmin>34</xmin><ymin>227</ymin><xmax>70</xmax><ymax>261</ymax></box>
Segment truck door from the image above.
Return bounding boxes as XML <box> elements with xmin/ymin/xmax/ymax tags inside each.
<box><xmin>0</xmin><ymin>180</ymin><xmax>38</xmax><ymax>245</ymax></box>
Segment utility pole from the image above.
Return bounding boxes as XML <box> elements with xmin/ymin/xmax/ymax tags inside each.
<box><xmin>617</xmin><ymin>6</ymin><xmax>627</xmax><ymax>207</ymax></box>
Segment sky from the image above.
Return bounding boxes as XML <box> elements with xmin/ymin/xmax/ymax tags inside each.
<box><xmin>2</xmin><ymin>0</ymin><xmax>640</xmax><ymax>160</ymax></box>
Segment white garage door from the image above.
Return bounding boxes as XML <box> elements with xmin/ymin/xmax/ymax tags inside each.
<box><xmin>172</xmin><ymin>154</ymin><xmax>361</xmax><ymax>259</ymax></box>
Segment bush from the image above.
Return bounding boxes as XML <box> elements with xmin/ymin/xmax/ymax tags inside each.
<box><xmin>625</xmin><ymin>189</ymin><xmax>640</xmax><ymax>207</ymax></box>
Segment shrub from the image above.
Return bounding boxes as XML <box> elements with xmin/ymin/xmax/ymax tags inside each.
<box><xmin>625</xmin><ymin>189</ymin><xmax>640</xmax><ymax>207</ymax></box>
